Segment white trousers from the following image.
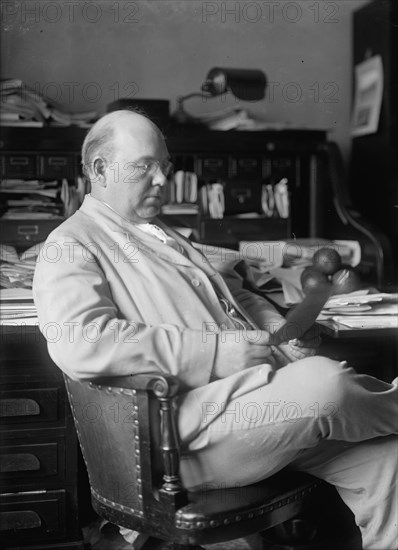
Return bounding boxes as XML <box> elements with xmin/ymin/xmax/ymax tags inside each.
<box><xmin>179</xmin><ymin>357</ymin><xmax>398</xmax><ymax>550</ymax></box>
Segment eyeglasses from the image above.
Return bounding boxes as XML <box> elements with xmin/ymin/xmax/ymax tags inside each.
<box><xmin>129</xmin><ymin>159</ymin><xmax>174</xmax><ymax>179</ymax></box>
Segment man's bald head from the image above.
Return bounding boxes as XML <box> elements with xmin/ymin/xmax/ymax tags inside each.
<box><xmin>81</xmin><ymin>110</ymin><xmax>162</xmax><ymax>182</ymax></box>
<box><xmin>81</xmin><ymin>110</ymin><xmax>170</xmax><ymax>223</ymax></box>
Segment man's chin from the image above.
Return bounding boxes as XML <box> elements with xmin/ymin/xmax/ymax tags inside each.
<box><xmin>140</xmin><ymin>204</ymin><xmax>161</xmax><ymax>220</ymax></box>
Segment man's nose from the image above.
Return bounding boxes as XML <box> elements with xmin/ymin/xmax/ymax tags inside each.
<box><xmin>151</xmin><ymin>167</ymin><xmax>167</xmax><ymax>187</ymax></box>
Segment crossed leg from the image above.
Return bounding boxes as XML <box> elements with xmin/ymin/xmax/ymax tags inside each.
<box><xmin>180</xmin><ymin>357</ymin><xmax>398</xmax><ymax>548</ymax></box>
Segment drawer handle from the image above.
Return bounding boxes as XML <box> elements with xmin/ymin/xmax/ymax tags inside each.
<box><xmin>0</xmin><ymin>398</ymin><xmax>40</xmax><ymax>417</ymax></box>
<box><xmin>0</xmin><ymin>510</ymin><xmax>42</xmax><ymax>531</ymax></box>
<box><xmin>0</xmin><ymin>453</ymin><xmax>40</xmax><ymax>472</ymax></box>
<box><xmin>48</xmin><ymin>156</ymin><xmax>67</xmax><ymax>166</ymax></box>
<box><xmin>9</xmin><ymin>157</ymin><xmax>29</xmax><ymax>166</ymax></box>
<box><xmin>204</xmin><ymin>158</ymin><xmax>223</xmax><ymax>168</ymax></box>
<box><xmin>17</xmin><ymin>225</ymin><xmax>39</xmax><ymax>236</ymax></box>
<box><xmin>231</xmin><ymin>189</ymin><xmax>251</xmax><ymax>203</ymax></box>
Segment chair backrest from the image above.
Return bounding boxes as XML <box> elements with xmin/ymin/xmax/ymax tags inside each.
<box><xmin>64</xmin><ymin>372</ymin><xmax>187</xmax><ymax>534</ymax></box>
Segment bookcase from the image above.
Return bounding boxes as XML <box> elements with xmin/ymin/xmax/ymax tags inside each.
<box><xmin>0</xmin><ymin>125</ymin><xmax>329</xmax><ymax>249</ymax></box>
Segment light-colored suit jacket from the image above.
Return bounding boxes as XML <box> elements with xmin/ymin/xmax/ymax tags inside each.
<box><xmin>33</xmin><ymin>195</ymin><xmax>283</xmax><ymax>443</ymax></box>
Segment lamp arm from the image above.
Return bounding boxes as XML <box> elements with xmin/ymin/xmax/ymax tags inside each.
<box><xmin>177</xmin><ymin>92</ymin><xmax>210</xmax><ymax>103</ymax></box>
<box><xmin>172</xmin><ymin>91</ymin><xmax>213</xmax><ymax>124</ymax></box>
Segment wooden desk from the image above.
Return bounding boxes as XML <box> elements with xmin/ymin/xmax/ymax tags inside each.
<box><xmin>264</xmin><ymin>292</ymin><xmax>397</xmax><ymax>381</ymax></box>
<box><xmin>0</xmin><ymin>325</ymin><xmax>84</xmax><ymax>550</ymax></box>
<box><xmin>317</xmin><ymin>321</ymin><xmax>397</xmax><ymax>382</ymax></box>
<box><xmin>317</xmin><ymin>319</ymin><xmax>397</xmax><ymax>340</ymax></box>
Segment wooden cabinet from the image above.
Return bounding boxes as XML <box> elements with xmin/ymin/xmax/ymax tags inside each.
<box><xmin>0</xmin><ymin>125</ymin><xmax>329</xmax><ymax>249</ymax></box>
<box><xmin>165</xmin><ymin>127</ymin><xmax>328</xmax><ymax>246</ymax></box>
<box><xmin>0</xmin><ymin>326</ymin><xmax>84</xmax><ymax>549</ymax></box>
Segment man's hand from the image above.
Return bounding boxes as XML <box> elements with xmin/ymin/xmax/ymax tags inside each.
<box><xmin>213</xmin><ymin>330</ymin><xmax>273</xmax><ymax>379</ymax></box>
<box><xmin>276</xmin><ymin>330</ymin><xmax>322</xmax><ymax>366</ymax></box>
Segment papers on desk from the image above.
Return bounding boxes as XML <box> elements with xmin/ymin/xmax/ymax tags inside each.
<box><xmin>239</xmin><ymin>239</ymin><xmax>361</xmax><ymax>270</ymax></box>
<box><xmin>322</xmin><ymin>291</ymin><xmax>398</xmax><ymax>310</ymax></box>
<box><xmin>0</xmin><ymin>287</ymin><xmax>38</xmax><ymax>325</ymax></box>
<box><xmin>1</xmin><ymin>287</ymin><xmax>34</xmax><ymax>300</ymax></box>
<box><xmin>0</xmin><ymin>179</ymin><xmax>64</xmax><ymax>219</ymax></box>
<box><xmin>331</xmin><ymin>316</ymin><xmax>397</xmax><ymax>329</ymax></box>
<box><xmin>0</xmin><ymin>301</ymin><xmax>36</xmax><ymax>315</ymax></box>
<box><xmin>0</xmin><ymin>245</ymin><xmax>39</xmax><ymax>324</ymax></box>
<box><xmin>318</xmin><ymin>291</ymin><xmax>398</xmax><ymax>330</ymax></box>
<box><xmin>0</xmin><ymin>244</ymin><xmax>40</xmax><ymax>289</ymax></box>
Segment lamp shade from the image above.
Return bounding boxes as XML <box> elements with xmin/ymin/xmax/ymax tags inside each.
<box><xmin>201</xmin><ymin>68</ymin><xmax>267</xmax><ymax>101</ymax></box>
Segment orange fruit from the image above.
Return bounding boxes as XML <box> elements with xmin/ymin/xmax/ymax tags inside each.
<box><xmin>312</xmin><ymin>247</ymin><xmax>342</xmax><ymax>275</ymax></box>
<box><xmin>331</xmin><ymin>268</ymin><xmax>361</xmax><ymax>295</ymax></box>
<box><xmin>301</xmin><ymin>267</ymin><xmax>331</xmax><ymax>296</ymax></box>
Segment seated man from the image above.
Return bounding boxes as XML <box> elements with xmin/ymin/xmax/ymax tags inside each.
<box><xmin>33</xmin><ymin>110</ymin><xmax>397</xmax><ymax>550</ymax></box>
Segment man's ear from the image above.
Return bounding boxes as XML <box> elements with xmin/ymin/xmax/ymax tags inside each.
<box><xmin>93</xmin><ymin>158</ymin><xmax>107</xmax><ymax>187</ymax></box>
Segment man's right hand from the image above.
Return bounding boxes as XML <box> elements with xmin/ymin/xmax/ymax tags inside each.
<box><xmin>213</xmin><ymin>330</ymin><xmax>274</xmax><ymax>379</ymax></box>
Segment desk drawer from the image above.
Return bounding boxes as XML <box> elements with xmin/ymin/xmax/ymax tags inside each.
<box><xmin>0</xmin><ymin>219</ymin><xmax>62</xmax><ymax>247</ymax></box>
<box><xmin>0</xmin><ymin>387</ymin><xmax>62</xmax><ymax>427</ymax></box>
<box><xmin>1</xmin><ymin>153</ymin><xmax>38</xmax><ymax>179</ymax></box>
<box><xmin>197</xmin><ymin>155</ymin><xmax>228</xmax><ymax>178</ymax></box>
<box><xmin>0</xmin><ymin>438</ymin><xmax>65</xmax><ymax>488</ymax></box>
<box><xmin>229</xmin><ymin>156</ymin><xmax>262</xmax><ymax>179</ymax></box>
<box><xmin>39</xmin><ymin>154</ymin><xmax>76</xmax><ymax>179</ymax></box>
<box><xmin>0</xmin><ymin>489</ymin><xmax>66</xmax><ymax>545</ymax></box>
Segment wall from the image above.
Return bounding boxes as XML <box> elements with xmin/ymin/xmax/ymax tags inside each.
<box><xmin>1</xmin><ymin>0</ymin><xmax>370</xmax><ymax>160</ymax></box>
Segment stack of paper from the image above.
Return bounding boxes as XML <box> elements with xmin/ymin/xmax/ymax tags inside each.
<box><xmin>194</xmin><ymin>107</ymin><xmax>251</xmax><ymax>131</ymax></box>
<box><xmin>1</xmin><ymin>79</ymin><xmax>49</xmax><ymax>125</ymax></box>
<box><xmin>318</xmin><ymin>291</ymin><xmax>398</xmax><ymax>329</ymax></box>
<box><xmin>1</xmin><ymin>245</ymin><xmax>40</xmax><ymax>325</ymax></box>
<box><xmin>1</xmin><ymin>179</ymin><xmax>63</xmax><ymax>220</ymax></box>
<box><xmin>0</xmin><ymin>79</ymin><xmax>97</xmax><ymax>127</ymax></box>
<box><xmin>0</xmin><ymin>244</ymin><xmax>40</xmax><ymax>289</ymax></box>
<box><xmin>0</xmin><ymin>258</ymin><xmax>36</xmax><ymax>289</ymax></box>
<box><xmin>0</xmin><ymin>287</ymin><xmax>37</xmax><ymax>325</ymax></box>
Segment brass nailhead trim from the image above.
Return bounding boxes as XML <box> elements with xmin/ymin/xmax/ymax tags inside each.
<box><xmin>85</xmin><ymin>384</ymin><xmax>137</xmax><ymax>397</ymax></box>
<box><xmin>175</xmin><ymin>484</ymin><xmax>320</xmax><ymax>530</ymax></box>
<box><xmin>92</xmin><ymin>487</ymin><xmax>144</xmax><ymax>515</ymax></box>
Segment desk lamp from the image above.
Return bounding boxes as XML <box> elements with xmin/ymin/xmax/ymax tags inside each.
<box><xmin>173</xmin><ymin>67</ymin><xmax>267</xmax><ymax>124</ymax></box>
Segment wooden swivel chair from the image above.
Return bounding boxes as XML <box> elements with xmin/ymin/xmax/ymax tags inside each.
<box><xmin>64</xmin><ymin>371</ymin><xmax>325</xmax><ymax>549</ymax></box>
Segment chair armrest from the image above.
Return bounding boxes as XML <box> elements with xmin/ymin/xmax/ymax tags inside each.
<box><xmin>90</xmin><ymin>372</ymin><xmax>180</xmax><ymax>398</ymax></box>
